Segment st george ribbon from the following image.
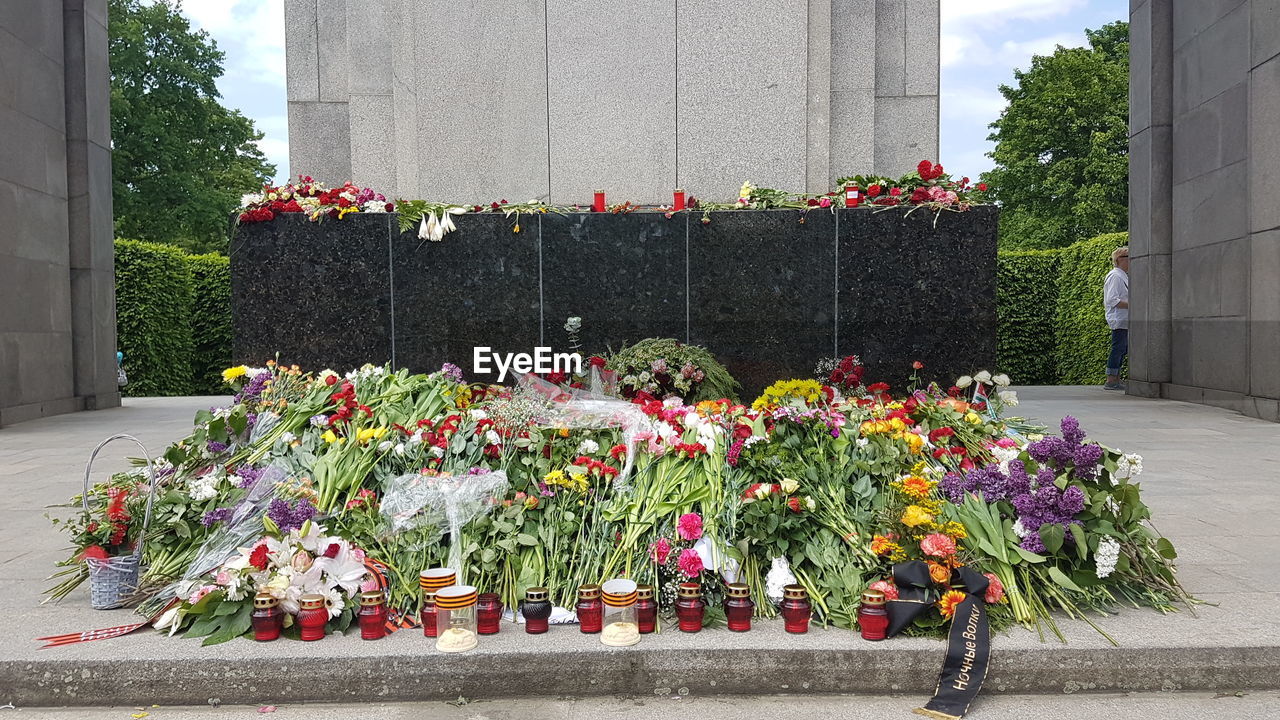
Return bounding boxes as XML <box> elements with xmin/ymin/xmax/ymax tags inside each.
<box><xmin>913</xmin><ymin>567</ymin><xmax>992</xmax><ymax>720</ymax></box>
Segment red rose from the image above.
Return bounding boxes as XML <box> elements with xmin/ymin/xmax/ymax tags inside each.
<box><xmin>867</xmin><ymin>382</ymin><xmax>890</xmax><ymax>393</ymax></box>
<box><xmin>325</xmin><ymin>374</ymin><xmax>338</xmax><ymax>386</ymax></box>
<box><xmin>977</xmin><ymin>183</ymin><xmax>987</xmax><ymax>191</ymax></box>
<box><xmin>917</xmin><ymin>160</ymin><xmax>933</xmax><ymax>177</ymax></box>
<box><xmin>912</xmin><ymin>361</ymin><xmax>924</xmax><ymax>370</ymax></box>
<box><xmin>867</xmin><ymin>184</ymin><xmax>882</xmax><ymax>197</ymax></box>
<box><xmin>588</xmin><ymin>355</ymin><xmax>607</xmax><ymax>368</ymax></box>
<box><xmin>248</xmin><ymin>543</ymin><xmax>270</xmax><ymax>570</ymax></box>
<box><xmin>323</xmin><ymin>543</ymin><xmax>341</xmax><ymax>559</ymax></box>
<box><xmin>787</xmin><ymin>497</ymin><xmax>803</xmax><ymax>513</ymax></box>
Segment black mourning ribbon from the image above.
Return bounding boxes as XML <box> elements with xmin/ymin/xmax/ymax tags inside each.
<box><xmin>914</xmin><ymin>567</ymin><xmax>992</xmax><ymax>720</ymax></box>
<box><xmin>886</xmin><ymin>561</ymin><xmax>935</xmax><ymax>637</ymax></box>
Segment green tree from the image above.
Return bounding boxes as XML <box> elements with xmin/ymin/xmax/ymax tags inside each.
<box><xmin>110</xmin><ymin>0</ymin><xmax>274</xmax><ymax>254</ymax></box>
<box><xmin>983</xmin><ymin>21</ymin><xmax>1129</xmax><ymax>250</ymax></box>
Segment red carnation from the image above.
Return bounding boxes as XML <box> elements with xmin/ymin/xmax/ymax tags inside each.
<box><xmin>249</xmin><ymin>543</ymin><xmax>270</xmax><ymax>570</ymax></box>
<box><xmin>867</xmin><ymin>184</ymin><xmax>882</xmax><ymax>198</ymax></box>
<box><xmin>82</xmin><ymin>545</ymin><xmax>109</xmax><ymax>561</ymax></box>
<box><xmin>928</xmin><ymin>427</ymin><xmax>955</xmax><ymax>442</ymax></box>
<box><xmin>917</xmin><ymin>160</ymin><xmax>933</xmax><ymax>177</ymax></box>
<box><xmin>867</xmin><ymin>382</ymin><xmax>890</xmax><ymax>393</ymax></box>
<box><xmin>977</xmin><ymin>183</ymin><xmax>987</xmax><ymax>192</ymax></box>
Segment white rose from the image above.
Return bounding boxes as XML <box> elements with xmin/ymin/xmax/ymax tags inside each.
<box><xmin>780</xmin><ymin>478</ymin><xmax>799</xmax><ymax>494</ymax></box>
<box><xmin>992</xmin><ymin>373</ymin><xmax>1011</xmax><ymax>387</ymax></box>
<box><xmin>997</xmin><ymin>390</ymin><xmax>1019</xmax><ymax>407</ymax></box>
<box><xmin>974</xmin><ymin>370</ymin><xmax>992</xmax><ymax>384</ymax></box>
<box><xmin>956</xmin><ymin>376</ymin><xmax>973</xmax><ymax>389</ymax></box>
<box><xmin>470</xmin><ymin>409</ymin><xmax>488</xmax><ymax>421</ymax></box>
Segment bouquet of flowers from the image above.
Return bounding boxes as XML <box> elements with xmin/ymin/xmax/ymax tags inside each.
<box><xmin>605</xmin><ymin>338</ymin><xmax>740</xmax><ymax>403</ymax></box>
<box><xmin>238</xmin><ymin>176</ymin><xmax>393</xmax><ymax>224</ymax></box>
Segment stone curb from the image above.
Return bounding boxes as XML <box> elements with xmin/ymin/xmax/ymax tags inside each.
<box><xmin>7</xmin><ymin>644</ymin><xmax>1280</xmax><ymax>707</ymax></box>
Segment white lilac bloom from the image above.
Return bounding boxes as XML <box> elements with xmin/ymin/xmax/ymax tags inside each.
<box><xmin>188</xmin><ymin>469</ymin><xmax>221</xmax><ymax>502</ymax></box>
<box><xmin>1012</xmin><ymin>518</ymin><xmax>1029</xmax><ymax>538</ymax></box>
<box><xmin>1115</xmin><ymin>453</ymin><xmax>1144</xmax><ymax>480</ymax></box>
<box><xmin>1095</xmin><ymin>537</ymin><xmax>1121</xmax><ymax>578</ymax></box>
<box><xmin>240</xmin><ymin>192</ymin><xmax>263</xmax><ymax>207</ymax></box>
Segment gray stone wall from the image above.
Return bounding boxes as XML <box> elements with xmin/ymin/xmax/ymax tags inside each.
<box><xmin>1129</xmin><ymin>0</ymin><xmax>1280</xmax><ymax>421</ymax></box>
<box><xmin>0</xmin><ymin>0</ymin><xmax>118</xmax><ymax>426</ymax></box>
<box><xmin>285</xmin><ymin>0</ymin><xmax>939</xmax><ymax>203</ymax></box>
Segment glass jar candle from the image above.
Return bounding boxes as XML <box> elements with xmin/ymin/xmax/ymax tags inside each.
<box><xmin>675</xmin><ymin>582</ymin><xmax>704</xmax><ymax>633</ymax></box>
<box><xmin>600</xmin><ymin>579</ymin><xmax>640</xmax><ymax>647</ymax></box>
<box><xmin>576</xmin><ymin>584</ymin><xmax>603</xmax><ymax>634</ymax></box>
<box><xmin>858</xmin><ymin>589</ymin><xmax>889</xmax><ymax>641</ymax></box>
<box><xmin>435</xmin><ymin>585</ymin><xmax>479</xmax><ymax>653</ymax></box>
<box><xmin>724</xmin><ymin>582</ymin><xmax>754</xmax><ymax>632</ymax></box>
<box><xmin>521</xmin><ymin>587</ymin><xmax>552</xmax><ymax>634</ymax></box>
<box><xmin>635</xmin><ymin>584</ymin><xmax>658</xmax><ymax>634</ymax></box>
<box><xmin>419</xmin><ymin>568</ymin><xmax>456</xmax><ymax>638</ymax></box>
<box><xmin>477</xmin><ymin>592</ymin><xmax>503</xmax><ymax>635</ymax></box>
<box><xmin>781</xmin><ymin>584</ymin><xmax>812</xmax><ymax>634</ymax></box>
<box><xmin>251</xmin><ymin>592</ymin><xmax>283</xmax><ymax>642</ymax></box>
<box><xmin>358</xmin><ymin>590</ymin><xmax>388</xmax><ymax>640</ymax></box>
<box><xmin>297</xmin><ymin>593</ymin><xmax>328</xmax><ymax>641</ymax></box>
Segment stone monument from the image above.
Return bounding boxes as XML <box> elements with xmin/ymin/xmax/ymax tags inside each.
<box><xmin>0</xmin><ymin>0</ymin><xmax>119</xmax><ymax>426</ymax></box>
<box><xmin>284</xmin><ymin>0</ymin><xmax>939</xmax><ymax>203</ymax></box>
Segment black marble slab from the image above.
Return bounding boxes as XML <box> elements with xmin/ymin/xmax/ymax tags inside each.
<box><xmin>230</xmin><ymin>213</ymin><xmax>393</xmax><ymax>370</ymax></box>
<box><xmin>688</xmin><ymin>209</ymin><xmax>838</xmax><ymax>398</ymax></box>
<box><xmin>540</xmin><ymin>211</ymin><xmax>687</xmax><ymax>356</ymax></box>
<box><xmin>391</xmin><ymin>213</ymin><xmax>541</xmax><ymax>379</ymax></box>
<box><xmin>837</xmin><ymin>206</ymin><xmax>999</xmax><ymax>390</ymax></box>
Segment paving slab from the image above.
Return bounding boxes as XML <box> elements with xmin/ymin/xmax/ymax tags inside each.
<box><xmin>1</xmin><ymin>389</ymin><xmax>1278</xmax><ymax>707</ymax></box>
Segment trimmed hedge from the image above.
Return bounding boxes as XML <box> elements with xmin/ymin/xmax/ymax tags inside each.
<box><xmin>995</xmin><ymin>231</ymin><xmax>1128</xmax><ymax>386</ymax></box>
<box><xmin>1055</xmin><ymin>232</ymin><xmax>1129</xmax><ymax>385</ymax></box>
<box><xmin>115</xmin><ymin>240</ymin><xmax>194</xmax><ymax>396</ymax></box>
<box><xmin>996</xmin><ymin>249</ymin><xmax>1061</xmax><ymax>385</ymax></box>
<box><xmin>188</xmin><ymin>253</ymin><xmax>232</xmax><ymax>395</ymax></box>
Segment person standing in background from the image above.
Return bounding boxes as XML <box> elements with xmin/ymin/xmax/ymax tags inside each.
<box><xmin>1103</xmin><ymin>247</ymin><xmax>1129</xmax><ymax>391</ymax></box>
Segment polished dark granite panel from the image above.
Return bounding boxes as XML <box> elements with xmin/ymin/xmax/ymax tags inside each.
<box><xmin>540</xmin><ymin>212</ymin><xmax>687</xmax><ymax>355</ymax></box>
<box><xmin>231</xmin><ymin>213</ymin><xmax>393</xmax><ymax>371</ymax></box>
<box><xmin>688</xmin><ymin>209</ymin><xmax>838</xmax><ymax>398</ymax></box>
<box><xmin>837</xmin><ymin>206</ymin><xmax>998</xmax><ymax>389</ymax></box>
<box><xmin>392</xmin><ymin>213</ymin><xmax>541</xmax><ymax>379</ymax></box>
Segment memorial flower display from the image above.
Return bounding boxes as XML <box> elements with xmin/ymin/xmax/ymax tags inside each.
<box><xmin>48</xmin><ymin>352</ymin><xmax>1188</xmax><ymax>648</ymax></box>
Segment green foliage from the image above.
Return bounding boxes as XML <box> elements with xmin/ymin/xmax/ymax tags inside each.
<box><xmin>109</xmin><ymin>0</ymin><xmax>274</xmax><ymax>254</ymax></box>
<box><xmin>187</xmin><ymin>253</ymin><xmax>232</xmax><ymax>395</ymax></box>
<box><xmin>984</xmin><ymin>22</ymin><xmax>1129</xmax><ymax>250</ymax></box>
<box><xmin>114</xmin><ymin>240</ymin><xmax>194</xmax><ymax>396</ymax></box>
<box><xmin>996</xmin><ymin>249</ymin><xmax>1062</xmax><ymax>385</ymax></box>
<box><xmin>1055</xmin><ymin>232</ymin><xmax>1128</xmax><ymax>385</ymax></box>
<box><xmin>606</xmin><ymin>338</ymin><xmax>741</xmax><ymax>403</ymax></box>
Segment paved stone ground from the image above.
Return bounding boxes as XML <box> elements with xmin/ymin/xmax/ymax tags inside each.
<box><xmin>1</xmin><ymin>389</ymin><xmax>1278</xmax><ymax>709</ymax></box>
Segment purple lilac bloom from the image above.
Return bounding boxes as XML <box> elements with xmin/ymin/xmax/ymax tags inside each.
<box><xmin>201</xmin><ymin>507</ymin><xmax>233</xmax><ymax>528</ymax></box>
<box><xmin>234</xmin><ymin>465</ymin><xmax>265</xmax><ymax>489</ymax></box>
<box><xmin>267</xmin><ymin>498</ymin><xmax>318</xmax><ymax>533</ymax></box>
<box><xmin>234</xmin><ymin>371</ymin><xmax>270</xmax><ymax>404</ymax></box>
<box><xmin>1027</xmin><ymin>416</ymin><xmax>1104</xmax><ymax>480</ymax></box>
<box><xmin>440</xmin><ymin>363</ymin><xmax>464</xmax><ymax>382</ymax></box>
<box><xmin>207</xmin><ymin>440</ymin><xmax>228</xmax><ymax>454</ymax></box>
<box><xmin>1011</xmin><ymin>481</ymin><xmax>1085</xmax><ymax>553</ymax></box>
<box><xmin>940</xmin><ymin>471</ymin><xmax>978</xmax><ymax>504</ymax></box>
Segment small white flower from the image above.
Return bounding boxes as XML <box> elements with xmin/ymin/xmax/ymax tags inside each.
<box><xmin>1012</xmin><ymin>518</ymin><xmax>1029</xmax><ymax>538</ymax></box>
<box><xmin>974</xmin><ymin>370</ymin><xmax>992</xmax><ymax>384</ymax></box>
<box><xmin>470</xmin><ymin>409</ymin><xmax>488</xmax><ymax>421</ymax></box>
<box><xmin>280</xmin><ymin>431</ymin><xmax>297</xmax><ymax>444</ymax></box>
<box><xmin>377</xmin><ymin>440</ymin><xmax>393</xmax><ymax>452</ymax></box>
<box><xmin>564</xmin><ymin>316</ymin><xmax>582</xmax><ymax>333</ymax></box>
<box><xmin>856</xmin><ymin>437</ymin><xmax>869</xmax><ymax>447</ymax></box>
<box><xmin>393</xmin><ymin>443</ymin><xmax>406</xmax><ymax>456</ymax></box>
<box><xmin>240</xmin><ymin>192</ymin><xmax>263</xmax><ymax>207</ymax></box>
<box><xmin>997</xmin><ymin>390</ymin><xmax>1019</xmax><ymax>407</ymax></box>
<box><xmin>577</xmin><ymin>438</ymin><xmax>599</xmax><ymax>454</ymax></box>
<box><xmin>1095</xmin><ymin>537</ymin><xmax>1121</xmax><ymax>579</ymax></box>
<box><xmin>992</xmin><ymin>373</ymin><xmax>1011</xmax><ymax>387</ymax></box>
<box><xmin>430</xmin><ymin>446</ymin><xmax>445</xmax><ymax>458</ymax></box>
<box><xmin>485</xmin><ymin>430</ymin><xmax>501</xmax><ymax>445</ymax></box>
<box><xmin>956</xmin><ymin>375</ymin><xmax>973</xmax><ymax>389</ymax></box>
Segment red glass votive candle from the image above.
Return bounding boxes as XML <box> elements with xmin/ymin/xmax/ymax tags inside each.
<box><xmin>251</xmin><ymin>592</ymin><xmax>283</xmax><ymax>641</ymax></box>
<box><xmin>724</xmin><ymin>582</ymin><xmax>754</xmax><ymax>632</ymax></box>
<box><xmin>673</xmin><ymin>188</ymin><xmax>686</xmax><ymax>211</ymax></box>
<box><xmin>419</xmin><ymin>568</ymin><xmax>456</xmax><ymax>638</ymax></box>
<box><xmin>477</xmin><ymin>592</ymin><xmax>503</xmax><ymax>635</ymax></box>
<box><xmin>358</xmin><ymin>590</ymin><xmax>388</xmax><ymax>640</ymax></box>
<box><xmin>858</xmin><ymin>589</ymin><xmax>889</xmax><ymax>641</ymax></box>
<box><xmin>297</xmin><ymin>593</ymin><xmax>328</xmax><ymax>641</ymax></box>
<box><xmin>781</xmin><ymin>584</ymin><xmax>812</xmax><ymax>634</ymax></box>
<box><xmin>577</xmin><ymin>584</ymin><xmax>603</xmax><ymax>633</ymax></box>
<box><xmin>845</xmin><ymin>184</ymin><xmax>861</xmax><ymax>208</ymax></box>
<box><xmin>593</xmin><ymin>189</ymin><xmax>606</xmax><ymax>213</ymax></box>
<box><xmin>675</xmin><ymin>582</ymin><xmax>704</xmax><ymax>633</ymax></box>
<box><xmin>636</xmin><ymin>584</ymin><xmax>658</xmax><ymax>634</ymax></box>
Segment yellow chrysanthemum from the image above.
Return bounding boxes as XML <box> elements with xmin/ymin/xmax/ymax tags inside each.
<box><xmin>222</xmin><ymin>365</ymin><xmax>249</xmax><ymax>383</ymax></box>
<box><xmin>901</xmin><ymin>505</ymin><xmax>933</xmax><ymax>527</ymax></box>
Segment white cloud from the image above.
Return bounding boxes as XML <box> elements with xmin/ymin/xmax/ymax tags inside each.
<box><xmin>941</xmin><ymin>0</ymin><xmax>1087</xmax><ymax>25</ymax></box>
<box><xmin>183</xmin><ymin>0</ymin><xmax>285</xmax><ymax>88</ymax></box>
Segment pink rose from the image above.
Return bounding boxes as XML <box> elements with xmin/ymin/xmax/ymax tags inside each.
<box><xmin>995</xmin><ymin>437</ymin><xmax>1018</xmax><ymax>449</ymax></box>
<box><xmin>869</xmin><ymin>579</ymin><xmax>899</xmax><ymax>600</ymax></box>
<box><xmin>920</xmin><ymin>533</ymin><xmax>957</xmax><ymax>558</ymax></box>
<box><xmin>650</xmin><ymin>537</ymin><xmax>672</xmax><ymax>565</ymax></box>
<box><xmin>677</xmin><ymin>513</ymin><xmax>704</xmax><ymax>541</ymax></box>
<box><xmin>983</xmin><ymin>572</ymin><xmax>1005</xmax><ymax>604</ymax></box>
<box><xmin>215</xmin><ymin>571</ymin><xmax>231</xmax><ymax>586</ymax></box>
<box><xmin>678</xmin><ymin>548</ymin><xmax>704</xmax><ymax>577</ymax></box>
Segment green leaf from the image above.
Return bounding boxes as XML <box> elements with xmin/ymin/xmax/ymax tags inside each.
<box><xmin>1014</xmin><ymin>547</ymin><xmax>1047</xmax><ymax>564</ymax></box>
<box><xmin>1069</xmin><ymin>524</ymin><xmax>1088</xmax><ymax>560</ymax></box>
<box><xmin>1155</xmin><ymin>537</ymin><xmax>1178</xmax><ymax>559</ymax></box>
<box><xmin>1047</xmin><ymin>566</ymin><xmax>1085</xmax><ymax>593</ymax></box>
<box><xmin>1039</xmin><ymin>524</ymin><xmax>1065</xmax><ymax>554</ymax></box>
<box><xmin>516</xmin><ymin>533</ymin><xmax>538</xmax><ymax>547</ymax></box>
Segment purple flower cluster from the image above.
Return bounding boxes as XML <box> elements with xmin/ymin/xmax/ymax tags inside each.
<box><xmin>234</xmin><ymin>371</ymin><xmax>270</xmax><ymax>404</ymax></box>
<box><xmin>1012</xmin><ymin>484</ymin><xmax>1086</xmax><ymax>552</ymax></box>
<box><xmin>440</xmin><ymin>363</ymin><xmax>464</xmax><ymax>382</ymax></box>
<box><xmin>233</xmin><ymin>465</ymin><xmax>265</xmax><ymax>489</ymax></box>
<box><xmin>726</xmin><ymin>436</ymin><xmax>746</xmax><ymax>467</ymax></box>
<box><xmin>201</xmin><ymin>507</ymin><xmax>233</xmax><ymax>528</ymax></box>
<box><xmin>941</xmin><ymin>460</ymin><xmax>1057</xmax><ymax>504</ymax></box>
<box><xmin>206</xmin><ymin>440</ymin><xmax>228</xmax><ymax>454</ymax></box>
<box><xmin>267</xmin><ymin>498</ymin><xmax>317</xmax><ymax>532</ymax></box>
<box><xmin>1026</xmin><ymin>416</ymin><xmax>1104</xmax><ymax>480</ymax></box>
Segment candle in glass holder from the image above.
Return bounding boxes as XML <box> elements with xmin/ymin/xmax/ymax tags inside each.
<box><xmin>673</xmin><ymin>188</ymin><xmax>686</xmax><ymax>211</ymax></box>
<box><xmin>724</xmin><ymin>582</ymin><xmax>754</xmax><ymax>632</ymax></box>
<box><xmin>358</xmin><ymin>590</ymin><xmax>388</xmax><ymax>640</ymax></box>
<box><xmin>781</xmin><ymin>584</ymin><xmax>812</xmax><ymax>634</ymax></box>
<box><xmin>593</xmin><ymin>189</ymin><xmax>606</xmax><ymax>213</ymax></box>
<box><xmin>675</xmin><ymin>582</ymin><xmax>704</xmax><ymax>633</ymax></box>
<box><xmin>477</xmin><ymin>592</ymin><xmax>503</xmax><ymax>635</ymax></box>
<box><xmin>251</xmin><ymin>592</ymin><xmax>283</xmax><ymax>642</ymax></box>
<box><xmin>635</xmin><ymin>584</ymin><xmax>658</xmax><ymax>634</ymax></box>
<box><xmin>845</xmin><ymin>184</ymin><xmax>861</xmax><ymax>208</ymax></box>
<box><xmin>297</xmin><ymin>593</ymin><xmax>328</xmax><ymax>641</ymax></box>
<box><xmin>420</xmin><ymin>568</ymin><xmax>456</xmax><ymax>638</ymax></box>
<box><xmin>521</xmin><ymin>587</ymin><xmax>552</xmax><ymax>634</ymax></box>
<box><xmin>576</xmin><ymin>584</ymin><xmax>603</xmax><ymax>634</ymax></box>
<box><xmin>858</xmin><ymin>589</ymin><xmax>889</xmax><ymax>641</ymax></box>
<box><xmin>600</xmin><ymin>579</ymin><xmax>640</xmax><ymax>647</ymax></box>
<box><xmin>435</xmin><ymin>585</ymin><xmax>480</xmax><ymax>653</ymax></box>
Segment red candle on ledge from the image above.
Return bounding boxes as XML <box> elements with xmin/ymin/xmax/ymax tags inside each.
<box><xmin>477</xmin><ymin>592</ymin><xmax>503</xmax><ymax>635</ymax></box>
<box><xmin>845</xmin><ymin>184</ymin><xmax>861</xmax><ymax>208</ymax></box>
<box><xmin>675</xmin><ymin>582</ymin><xmax>704</xmax><ymax>632</ymax></box>
<box><xmin>781</xmin><ymin>584</ymin><xmax>812</xmax><ymax>634</ymax></box>
<box><xmin>593</xmin><ymin>189</ymin><xmax>606</xmax><ymax>213</ymax></box>
<box><xmin>673</xmin><ymin>188</ymin><xmax>686</xmax><ymax>211</ymax></box>
<box><xmin>724</xmin><ymin>582</ymin><xmax>754</xmax><ymax>632</ymax></box>
<box><xmin>858</xmin><ymin>589</ymin><xmax>889</xmax><ymax>640</ymax></box>
<box><xmin>636</xmin><ymin>584</ymin><xmax>658</xmax><ymax>633</ymax></box>
<box><xmin>251</xmin><ymin>593</ymin><xmax>283</xmax><ymax>641</ymax></box>
<box><xmin>577</xmin><ymin>584</ymin><xmax>603</xmax><ymax>633</ymax></box>
<box><xmin>358</xmin><ymin>590</ymin><xmax>388</xmax><ymax>640</ymax></box>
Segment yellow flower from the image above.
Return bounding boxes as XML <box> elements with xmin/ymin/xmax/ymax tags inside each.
<box><xmin>322</xmin><ymin>429</ymin><xmax>338</xmax><ymax>444</ymax></box>
<box><xmin>780</xmin><ymin>478</ymin><xmax>800</xmax><ymax>494</ymax></box>
<box><xmin>222</xmin><ymin>365</ymin><xmax>249</xmax><ymax>383</ymax></box>
<box><xmin>965</xmin><ymin>412</ymin><xmax>982</xmax><ymax>424</ymax></box>
<box><xmin>940</xmin><ymin>521</ymin><xmax>968</xmax><ymax>539</ymax></box>
<box><xmin>739</xmin><ymin>180</ymin><xmax>755</xmax><ymax>199</ymax></box>
<box><xmin>901</xmin><ymin>505</ymin><xmax>933</xmax><ymax>527</ymax></box>
<box><xmin>938</xmin><ymin>590</ymin><xmax>968</xmax><ymax>619</ymax></box>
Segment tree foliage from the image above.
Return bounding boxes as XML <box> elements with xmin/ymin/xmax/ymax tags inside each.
<box><xmin>983</xmin><ymin>22</ymin><xmax>1129</xmax><ymax>250</ymax></box>
<box><xmin>109</xmin><ymin>0</ymin><xmax>274</xmax><ymax>254</ymax></box>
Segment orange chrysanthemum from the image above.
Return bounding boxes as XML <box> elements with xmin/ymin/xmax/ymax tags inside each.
<box><xmin>871</xmin><ymin>534</ymin><xmax>894</xmax><ymax>555</ymax></box>
<box><xmin>899</xmin><ymin>475</ymin><xmax>933</xmax><ymax>499</ymax></box>
<box><xmin>938</xmin><ymin>590</ymin><xmax>967</xmax><ymax>620</ymax></box>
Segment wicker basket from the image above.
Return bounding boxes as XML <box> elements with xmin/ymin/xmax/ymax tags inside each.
<box><xmin>83</xmin><ymin>434</ymin><xmax>157</xmax><ymax>610</ymax></box>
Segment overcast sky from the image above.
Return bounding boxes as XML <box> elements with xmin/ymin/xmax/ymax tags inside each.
<box><xmin>180</xmin><ymin>0</ymin><xmax>1129</xmax><ymax>188</ymax></box>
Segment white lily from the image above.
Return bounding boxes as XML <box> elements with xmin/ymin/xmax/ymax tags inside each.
<box><xmin>439</xmin><ymin>210</ymin><xmax>456</xmax><ymax>234</ymax></box>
